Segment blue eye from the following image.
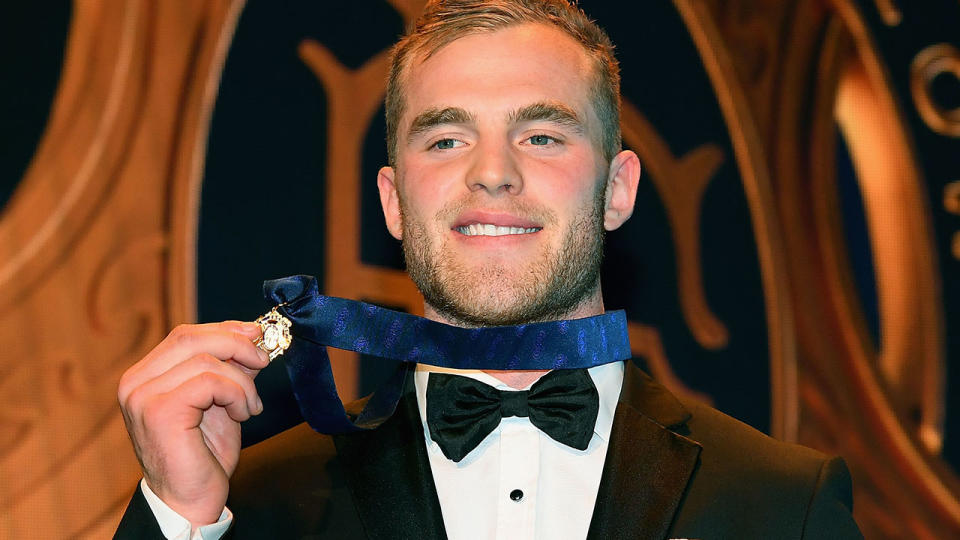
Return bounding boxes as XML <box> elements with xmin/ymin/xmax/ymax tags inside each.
<box><xmin>433</xmin><ymin>139</ymin><xmax>461</xmax><ymax>150</ymax></box>
<box><xmin>528</xmin><ymin>135</ymin><xmax>554</xmax><ymax>146</ymax></box>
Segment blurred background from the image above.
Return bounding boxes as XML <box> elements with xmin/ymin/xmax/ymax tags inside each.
<box><xmin>1</xmin><ymin>0</ymin><xmax>960</xmax><ymax>537</ymax></box>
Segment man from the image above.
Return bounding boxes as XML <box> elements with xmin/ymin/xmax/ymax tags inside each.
<box><xmin>116</xmin><ymin>1</ymin><xmax>863</xmax><ymax>538</ymax></box>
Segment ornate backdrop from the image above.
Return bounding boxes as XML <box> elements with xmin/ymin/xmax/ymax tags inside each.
<box><xmin>1</xmin><ymin>1</ymin><xmax>959</xmax><ymax>538</ymax></box>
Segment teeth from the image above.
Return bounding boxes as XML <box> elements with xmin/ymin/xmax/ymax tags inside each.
<box><xmin>456</xmin><ymin>224</ymin><xmax>540</xmax><ymax>237</ymax></box>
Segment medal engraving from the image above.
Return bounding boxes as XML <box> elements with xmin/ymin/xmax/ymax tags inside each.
<box><xmin>254</xmin><ymin>306</ymin><xmax>292</xmax><ymax>360</ymax></box>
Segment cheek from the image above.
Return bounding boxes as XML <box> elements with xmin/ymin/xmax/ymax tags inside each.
<box><xmin>521</xmin><ymin>155</ymin><xmax>601</xmax><ymax>211</ymax></box>
<box><xmin>398</xmin><ymin>183</ymin><xmax>450</xmax><ymax>235</ymax></box>
<box><xmin>400</xmin><ymin>160</ymin><xmax>466</xmax><ymax>206</ymax></box>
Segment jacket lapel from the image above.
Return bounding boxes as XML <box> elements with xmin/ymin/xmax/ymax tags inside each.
<box><xmin>334</xmin><ymin>368</ymin><xmax>447</xmax><ymax>540</ymax></box>
<box><xmin>587</xmin><ymin>363</ymin><xmax>702</xmax><ymax>540</ymax></box>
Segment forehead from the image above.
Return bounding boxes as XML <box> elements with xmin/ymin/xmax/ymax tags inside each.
<box><xmin>402</xmin><ymin>23</ymin><xmax>596</xmax><ymax>127</ymax></box>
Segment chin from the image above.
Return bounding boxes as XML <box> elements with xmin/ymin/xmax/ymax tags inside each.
<box><xmin>430</xmin><ymin>276</ymin><xmax>599</xmax><ymax>327</ymax></box>
<box><xmin>434</xmin><ymin>281</ymin><xmax>544</xmax><ymax>326</ymax></box>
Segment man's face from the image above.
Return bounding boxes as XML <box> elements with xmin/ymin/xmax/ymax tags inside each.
<box><xmin>380</xmin><ymin>23</ymin><xmax>628</xmax><ymax>326</ymax></box>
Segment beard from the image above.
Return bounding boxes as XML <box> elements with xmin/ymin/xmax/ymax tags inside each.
<box><xmin>400</xmin><ymin>181</ymin><xmax>607</xmax><ymax>327</ymax></box>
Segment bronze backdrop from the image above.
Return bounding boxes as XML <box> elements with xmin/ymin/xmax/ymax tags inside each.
<box><xmin>1</xmin><ymin>1</ymin><xmax>959</xmax><ymax>538</ymax></box>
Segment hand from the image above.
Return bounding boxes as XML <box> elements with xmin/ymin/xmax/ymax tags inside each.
<box><xmin>118</xmin><ymin>321</ymin><xmax>270</xmax><ymax>526</ymax></box>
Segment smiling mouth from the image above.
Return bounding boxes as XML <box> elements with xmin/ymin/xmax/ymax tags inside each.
<box><xmin>454</xmin><ymin>224</ymin><xmax>542</xmax><ymax>237</ymax></box>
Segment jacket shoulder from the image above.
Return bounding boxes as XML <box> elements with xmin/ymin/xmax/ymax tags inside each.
<box><xmin>227</xmin><ymin>422</ymin><xmax>365</xmax><ymax>538</ymax></box>
<box><xmin>681</xmin><ymin>397</ymin><xmax>828</xmax><ymax>474</ymax></box>
<box><xmin>672</xmin><ymin>398</ymin><xmax>860</xmax><ymax>538</ymax></box>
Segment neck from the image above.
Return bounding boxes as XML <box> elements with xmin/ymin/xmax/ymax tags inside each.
<box><xmin>423</xmin><ymin>287</ymin><xmax>606</xmax><ymax>390</ymax></box>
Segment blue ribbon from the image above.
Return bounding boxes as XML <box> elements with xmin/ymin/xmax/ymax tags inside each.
<box><xmin>264</xmin><ymin>275</ymin><xmax>632</xmax><ymax>434</ymax></box>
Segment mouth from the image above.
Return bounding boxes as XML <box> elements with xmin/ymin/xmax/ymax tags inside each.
<box><xmin>454</xmin><ymin>224</ymin><xmax>541</xmax><ymax>237</ymax></box>
<box><xmin>452</xmin><ymin>210</ymin><xmax>543</xmax><ymax>238</ymax></box>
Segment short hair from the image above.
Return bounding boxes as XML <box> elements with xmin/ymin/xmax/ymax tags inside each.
<box><xmin>385</xmin><ymin>0</ymin><xmax>622</xmax><ymax>166</ymax></box>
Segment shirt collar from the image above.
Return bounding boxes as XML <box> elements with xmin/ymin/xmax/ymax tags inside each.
<box><xmin>415</xmin><ymin>361</ymin><xmax>624</xmax><ymax>449</ymax></box>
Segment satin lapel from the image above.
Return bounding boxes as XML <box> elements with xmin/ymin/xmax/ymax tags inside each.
<box><xmin>333</xmin><ymin>370</ymin><xmax>447</xmax><ymax>540</ymax></box>
<box><xmin>586</xmin><ymin>363</ymin><xmax>702</xmax><ymax>540</ymax></box>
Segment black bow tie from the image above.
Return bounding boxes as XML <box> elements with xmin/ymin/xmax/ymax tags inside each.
<box><xmin>425</xmin><ymin>369</ymin><xmax>600</xmax><ymax>462</ymax></box>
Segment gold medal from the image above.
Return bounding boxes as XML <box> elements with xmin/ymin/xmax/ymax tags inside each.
<box><xmin>254</xmin><ymin>306</ymin><xmax>292</xmax><ymax>361</ymax></box>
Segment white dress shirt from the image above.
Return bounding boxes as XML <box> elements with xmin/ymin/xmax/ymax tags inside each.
<box><xmin>416</xmin><ymin>362</ymin><xmax>624</xmax><ymax>540</ymax></box>
<box><xmin>143</xmin><ymin>362</ymin><xmax>624</xmax><ymax>539</ymax></box>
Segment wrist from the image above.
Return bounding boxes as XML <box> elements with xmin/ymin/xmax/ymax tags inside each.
<box><xmin>140</xmin><ymin>479</ymin><xmax>233</xmax><ymax>539</ymax></box>
<box><xmin>146</xmin><ymin>479</ymin><xmax>226</xmax><ymax>528</ymax></box>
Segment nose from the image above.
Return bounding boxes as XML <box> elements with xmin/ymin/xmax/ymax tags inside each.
<box><xmin>465</xmin><ymin>140</ymin><xmax>523</xmax><ymax>195</ymax></box>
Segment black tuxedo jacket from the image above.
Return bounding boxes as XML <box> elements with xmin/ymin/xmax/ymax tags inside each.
<box><xmin>116</xmin><ymin>364</ymin><xmax>863</xmax><ymax>539</ymax></box>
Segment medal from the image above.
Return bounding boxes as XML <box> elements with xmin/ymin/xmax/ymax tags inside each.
<box><xmin>254</xmin><ymin>306</ymin><xmax>292</xmax><ymax>361</ymax></box>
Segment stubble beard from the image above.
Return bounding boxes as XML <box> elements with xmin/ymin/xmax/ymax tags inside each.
<box><xmin>400</xmin><ymin>181</ymin><xmax>607</xmax><ymax>327</ymax></box>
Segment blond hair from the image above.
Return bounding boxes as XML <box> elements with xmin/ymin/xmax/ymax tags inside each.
<box><xmin>385</xmin><ymin>0</ymin><xmax>622</xmax><ymax>165</ymax></box>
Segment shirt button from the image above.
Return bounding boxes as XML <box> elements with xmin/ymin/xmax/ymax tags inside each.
<box><xmin>509</xmin><ymin>489</ymin><xmax>524</xmax><ymax>501</ymax></box>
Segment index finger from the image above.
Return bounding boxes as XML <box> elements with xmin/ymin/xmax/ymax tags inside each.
<box><xmin>124</xmin><ymin>322</ymin><xmax>269</xmax><ymax>390</ymax></box>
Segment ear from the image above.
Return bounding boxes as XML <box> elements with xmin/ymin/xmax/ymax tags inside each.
<box><xmin>377</xmin><ymin>166</ymin><xmax>403</xmax><ymax>240</ymax></box>
<box><xmin>603</xmin><ymin>150</ymin><xmax>641</xmax><ymax>231</ymax></box>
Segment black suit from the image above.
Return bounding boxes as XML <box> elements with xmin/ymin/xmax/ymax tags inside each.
<box><xmin>116</xmin><ymin>363</ymin><xmax>863</xmax><ymax>539</ymax></box>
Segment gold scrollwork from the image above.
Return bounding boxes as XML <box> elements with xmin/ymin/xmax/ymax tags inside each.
<box><xmin>872</xmin><ymin>0</ymin><xmax>902</xmax><ymax>26</ymax></box>
<box><xmin>911</xmin><ymin>43</ymin><xmax>960</xmax><ymax>138</ymax></box>
<box><xmin>620</xmin><ymin>101</ymin><xmax>729</xmax><ymax>352</ymax></box>
<box><xmin>943</xmin><ymin>181</ymin><xmax>960</xmax><ymax>215</ymax></box>
<box><xmin>946</xmin><ymin>181</ymin><xmax>960</xmax><ymax>260</ymax></box>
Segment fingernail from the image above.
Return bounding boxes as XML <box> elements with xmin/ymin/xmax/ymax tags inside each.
<box><xmin>254</xmin><ymin>396</ymin><xmax>264</xmax><ymax>414</ymax></box>
<box><xmin>243</xmin><ymin>322</ymin><xmax>261</xmax><ymax>335</ymax></box>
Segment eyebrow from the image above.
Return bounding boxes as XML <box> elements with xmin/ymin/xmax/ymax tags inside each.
<box><xmin>407</xmin><ymin>107</ymin><xmax>477</xmax><ymax>139</ymax></box>
<box><xmin>508</xmin><ymin>102</ymin><xmax>584</xmax><ymax>133</ymax></box>
<box><xmin>406</xmin><ymin>101</ymin><xmax>586</xmax><ymax>142</ymax></box>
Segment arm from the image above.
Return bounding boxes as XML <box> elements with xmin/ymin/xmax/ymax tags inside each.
<box><xmin>115</xmin><ymin>321</ymin><xmax>268</xmax><ymax>535</ymax></box>
<box><xmin>801</xmin><ymin>456</ymin><xmax>864</xmax><ymax>539</ymax></box>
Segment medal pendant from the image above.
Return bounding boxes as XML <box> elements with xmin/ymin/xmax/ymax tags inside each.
<box><xmin>254</xmin><ymin>306</ymin><xmax>292</xmax><ymax>361</ymax></box>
